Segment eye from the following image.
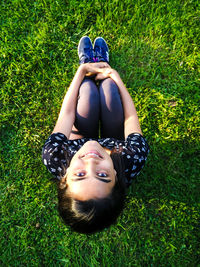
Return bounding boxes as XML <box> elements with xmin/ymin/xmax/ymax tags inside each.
<box><xmin>97</xmin><ymin>172</ymin><xmax>108</xmax><ymax>177</ymax></box>
<box><xmin>75</xmin><ymin>172</ymin><xmax>86</xmax><ymax>177</ymax></box>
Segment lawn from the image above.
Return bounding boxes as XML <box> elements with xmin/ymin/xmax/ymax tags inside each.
<box><xmin>0</xmin><ymin>0</ymin><xmax>199</xmax><ymax>266</ymax></box>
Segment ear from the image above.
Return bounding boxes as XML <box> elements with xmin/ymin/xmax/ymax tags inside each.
<box><xmin>59</xmin><ymin>176</ymin><xmax>67</xmax><ymax>190</ymax></box>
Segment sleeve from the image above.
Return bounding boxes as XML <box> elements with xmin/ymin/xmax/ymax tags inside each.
<box><xmin>42</xmin><ymin>132</ymin><xmax>70</xmax><ymax>180</ymax></box>
<box><xmin>123</xmin><ymin>133</ymin><xmax>149</xmax><ymax>184</ymax></box>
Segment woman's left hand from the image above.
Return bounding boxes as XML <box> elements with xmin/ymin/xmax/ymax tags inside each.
<box><xmin>95</xmin><ymin>67</ymin><xmax>113</xmax><ymax>80</ymax></box>
<box><xmin>80</xmin><ymin>62</ymin><xmax>111</xmax><ymax>76</ymax></box>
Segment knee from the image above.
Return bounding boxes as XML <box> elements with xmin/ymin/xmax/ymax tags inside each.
<box><xmin>100</xmin><ymin>78</ymin><xmax>115</xmax><ymax>87</ymax></box>
<box><xmin>100</xmin><ymin>78</ymin><xmax>119</xmax><ymax>98</ymax></box>
<box><xmin>79</xmin><ymin>79</ymin><xmax>99</xmax><ymax>99</ymax></box>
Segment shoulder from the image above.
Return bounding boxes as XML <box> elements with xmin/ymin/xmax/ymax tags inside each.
<box><xmin>43</xmin><ymin>132</ymin><xmax>68</xmax><ymax>145</ymax></box>
<box><xmin>42</xmin><ymin>133</ymin><xmax>86</xmax><ymax>179</ymax></box>
<box><xmin>125</xmin><ymin>133</ymin><xmax>149</xmax><ymax>153</ymax></box>
<box><xmin>122</xmin><ymin>133</ymin><xmax>150</xmax><ymax>186</ymax></box>
<box><xmin>43</xmin><ymin>133</ymin><xmax>88</xmax><ymax>151</ymax></box>
<box><xmin>42</xmin><ymin>132</ymin><xmax>70</xmax><ymax>162</ymax></box>
<box><xmin>42</xmin><ymin>133</ymin><xmax>70</xmax><ymax>179</ymax></box>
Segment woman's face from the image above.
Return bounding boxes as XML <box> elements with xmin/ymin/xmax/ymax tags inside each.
<box><xmin>66</xmin><ymin>141</ymin><xmax>116</xmax><ymax>201</ymax></box>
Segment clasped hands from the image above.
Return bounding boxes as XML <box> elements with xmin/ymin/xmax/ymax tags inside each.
<box><xmin>80</xmin><ymin>62</ymin><xmax>115</xmax><ymax>80</ymax></box>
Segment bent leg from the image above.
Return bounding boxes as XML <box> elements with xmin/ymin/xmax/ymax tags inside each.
<box><xmin>69</xmin><ymin>78</ymin><xmax>100</xmax><ymax>140</ymax></box>
<box><xmin>99</xmin><ymin>78</ymin><xmax>124</xmax><ymax>140</ymax></box>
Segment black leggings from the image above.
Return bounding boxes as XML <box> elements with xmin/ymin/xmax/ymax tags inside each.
<box><xmin>69</xmin><ymin>78</ymin><xmax>124</xmax><ymax>140</ymax></box>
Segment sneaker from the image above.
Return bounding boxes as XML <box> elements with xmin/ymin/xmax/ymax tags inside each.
<box><xmin>78</xmin><ymin>36</ymin><xmax>94</xmax><ymax>64</ymax></box>
<box><xmin>93</xmin><ymin>37</ymin><xmax>109</xmax><ymax>63</ymax></box>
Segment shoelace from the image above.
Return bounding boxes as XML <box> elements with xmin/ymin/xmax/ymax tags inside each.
<box><xmin>80</xmin><ymin>48</ymin><xmax>93</xmax><ymax>62</ymax></box>
<box><xmin>95</xmin><ymin>47</ymin><xmax>108</xmax><ymax>61</ymax></box>
<box><xmin>84</xmin><ymin>47</ymin><xmax>93</xmax><ymax>56</ymax></box>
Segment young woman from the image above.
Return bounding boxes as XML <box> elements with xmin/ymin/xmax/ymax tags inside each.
<box><xmin>42</xmin><ymin>36</ymin><xmax>149</xmax><ymax>234</ymax></box>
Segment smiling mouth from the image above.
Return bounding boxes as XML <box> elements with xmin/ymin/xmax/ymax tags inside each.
<box><xmin>80</xmin><ymin>150</ymin><xmax>103</xmax><ymax>159</ymax></box>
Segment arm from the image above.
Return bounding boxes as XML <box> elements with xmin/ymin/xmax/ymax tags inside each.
<box><xmin>96</xmin><ymin>68</ymin><xmax>142</xmax><ymax>138</ymax></box>
<box><xmin>52</xmin><ymin>63</ymin><xmax>110</xmax><ymax>138</ymax></box>
<box><xmin>52</xmin><ymin>65</ymin><xmax>85</xmax><ymax>138</ymax></box>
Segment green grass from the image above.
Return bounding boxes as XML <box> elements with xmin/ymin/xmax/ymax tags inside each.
<box><xmin>0</xmin><ymin>0</ymin><xmax>199</xmax><ymax>266</ymax></box>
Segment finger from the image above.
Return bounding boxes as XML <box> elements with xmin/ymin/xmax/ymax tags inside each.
<box><xmin>104</xmin><ymin>62</ymin><xmax>110</xmax><ymax>68</ymax></box>
<box><xmin>85</xmin><ymin>72</ymin><xmax>94</xmax><ymax>77</ymax></box>
<box><xmin>95</xmin><ymin>62</ymin><xmax>110</xmax><ymax>68</ymax></box>
<box><xmin>86</xmin><ymin>66</ymin><xmax>101</xmax><ymax>74</ymax></box>
<box><xmin>101</xmin><ymin>62</ymin><xmax>111</xmax><ymax>68</ymax></box>
<box><xmin>95</xmin><ymin>73</ymin><xmax>105</xmax><ymax>80</ymax></box>
<box><xmin>101</xmin><ymin>63</ymin><xmax>110</xmax><ymax>68</ymax></box>
<box><xmin>98</xmin><ymin>67</ymin><xmax>111</xmax><ymax>74</ymax></box>
<box><xmin>95</xmin><ymin>67</ymin><xmax>109</xmax><ymax>73</ymax></box>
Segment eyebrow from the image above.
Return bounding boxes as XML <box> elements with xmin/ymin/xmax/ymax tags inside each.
<box><xmin>71</xmin><ymin>177</ymin><xmax>112</xmax><ymax>183</ymax></box>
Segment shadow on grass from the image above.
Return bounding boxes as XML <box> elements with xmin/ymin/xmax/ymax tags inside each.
<box><xmin>131</xmin><ymin>137</ymin><xmax>200</xmax><ymax>206</ymax></box>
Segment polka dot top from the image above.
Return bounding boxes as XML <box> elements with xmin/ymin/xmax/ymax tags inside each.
<box><xmin>42</xmin><ymin>132</ymin><xmax>149</xmax><ymax>187</ymax></box>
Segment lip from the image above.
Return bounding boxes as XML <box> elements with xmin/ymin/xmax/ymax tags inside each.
<box><xmin>80</xmin><ymin>150</ymin><xmax>103</xmax><ymax>159</ymax></box>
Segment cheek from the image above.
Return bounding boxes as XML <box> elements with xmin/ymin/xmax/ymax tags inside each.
<box><xmin>69</xmin><ymin>158</ymin><xmax>82</xmax><ymax>168</ymax></box>
<box><xmin>102</xmin><ymin>159</ymin><xmax>114</xmax><ymax>170</ymax></box>
<box><xmin>68</xmin><ymin>182</ymin><xmax>79</xmax><ymax>193</ymax></box>
<box><xmin>67</xmin><ymin>160</ymin><xmax>83</xmax><ymax>177</ymax></box>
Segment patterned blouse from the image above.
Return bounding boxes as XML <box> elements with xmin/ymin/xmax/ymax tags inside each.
<box><xmin>42</xmin><ymin>132</ymin><xmax>149</xmax><ymax>187</ymax></box>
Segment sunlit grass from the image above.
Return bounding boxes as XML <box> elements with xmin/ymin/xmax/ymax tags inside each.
<box><xmin>0</xmin><ymin>0</ymin><xmax>199</xmax><ymax>266</ymax></box>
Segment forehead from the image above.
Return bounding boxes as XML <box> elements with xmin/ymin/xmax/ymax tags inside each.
<box><xmin>69</xmin><ymin>179</ymin><xmax>114</xmax><ymax>200</ymax></box>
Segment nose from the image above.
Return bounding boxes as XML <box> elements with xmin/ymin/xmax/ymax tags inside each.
<box><xmin>82</xmin><ymin>158</ymin><xmax>99</xmax><ymax>175</ymax></box>
<box><xmin>82</xmin><ymin>156</ymin><xmax>101</xmax><ymax>170</ymax></box>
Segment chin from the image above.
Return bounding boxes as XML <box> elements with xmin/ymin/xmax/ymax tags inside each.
<box><xmin>84</xmin><ymin>140</ymin><xmax>100</xmax><ymax>147</ymax></box>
